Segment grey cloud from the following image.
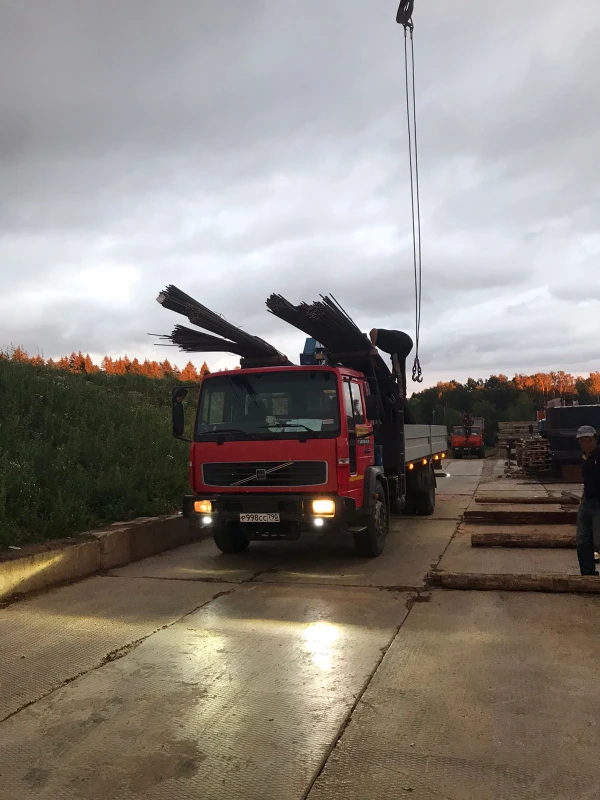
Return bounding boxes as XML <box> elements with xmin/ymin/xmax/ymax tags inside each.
<box><xmin>1</xmin><ymin>0</ymin><xmax>599</xmax><ymax>381</ymax></box>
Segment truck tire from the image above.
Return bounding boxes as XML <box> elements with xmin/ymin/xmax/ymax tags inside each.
<box><xmin>477</xmin><ymin>448</ymin><xmax>485</xmax><ymax>459</ymax></box>
<box><xmin>414</xmin><ymin>479</ymin><xmax>436</xmax><ymax>515</ymax></box>
<box><xmin>389</xmin><ymin>491</ymin><xmax>404</xmax><ymax>515</ymax></box>
<box><xmin>354</xmin><ymin>480</ymin><xmax>388</xmax><ymax>558</ymax></box>
<box><xmin>403</xmin><ymin>464</ymin><xmax>436</xmax><ymax>516</ymax></box>
<box><xmin>401</xmin><ymin>494</ymin><xmax>418</xmax><ymax>515</ymax></box>
<box><xmin>455</xmin><ymin>451</ymin><xmax>463</xmax><ymax>460</ymax></box>
<box><xmin>213</xmin><ymin>523</ymin><xmax>250</xmax><ymax>554</ymax></box>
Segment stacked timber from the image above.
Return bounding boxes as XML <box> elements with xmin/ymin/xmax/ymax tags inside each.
<box><xmin>520</xmin><ymin>438</ymin><xmax>551</xmax><ymax>473</ymax></box>
<box><xmin>515</xmin><ymin>441</ymin><xmax>524</xmax><ymax>466</ymax></box>
<box><xmin>497</xmin><ymin>421</ymin><xmax>534</xmax><ymax>447</ymax></box>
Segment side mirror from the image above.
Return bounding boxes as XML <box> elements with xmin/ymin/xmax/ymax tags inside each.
<box><xmin>171</xmin><ymin>387</ymin><xmax>188</xmax><ymax>438</ymax></box>
<box><xmin>365</xmin><ymin>394</ymin><xmax>383</xmax><ymax>422</ymax></box>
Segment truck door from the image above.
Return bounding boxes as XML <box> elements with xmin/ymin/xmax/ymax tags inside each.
<box><xmin>343</xmin><ymin>379</ymin><xmax>374</xmax><ymax>507</ymax></box>
<box><xmin>351</xmin><ymin>380</ymin><xmax>374</xmax><ymax>479</ymax></box>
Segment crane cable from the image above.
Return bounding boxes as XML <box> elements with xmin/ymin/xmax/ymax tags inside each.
<box><xmin>396</xmin><ymin>2</ymin><xmax>423</xmax><ymax>383</ymax></box>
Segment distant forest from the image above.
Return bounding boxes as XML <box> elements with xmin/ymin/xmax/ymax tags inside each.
<box><xmin>4</xmin><ymin>345</ymin><xmax>600</xmax><ymax>435</ymax></box>
<box><xmin>4</xmin><ymin>346</ymin><xmax>210</xmax><ymax>382</ymax></box>
<box><xmin>408</xmin><ymin>372</ymin><xmax>600</xmax><ymax>440</ymax></box>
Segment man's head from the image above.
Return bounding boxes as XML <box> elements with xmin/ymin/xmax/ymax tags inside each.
<box><xmin>576</xmin><ymin>425</ymin><xmax>598</xmax><ymax>455</ymax></box>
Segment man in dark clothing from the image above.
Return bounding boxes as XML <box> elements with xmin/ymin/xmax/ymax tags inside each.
<box><xmin>369</xmin><ymin>328</ymin><xmax>414</xmax><ymax>400</ymax></box>
<box><xmin>575</xmin><ymin>425</ymin><xmax>600</xmax><ymax>576</ymax></box>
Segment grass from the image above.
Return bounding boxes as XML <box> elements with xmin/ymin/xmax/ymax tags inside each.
<box><xmin>0</xmin><ymin>359</ymin><xmax>198</xmax><ymax>549</ymax></box>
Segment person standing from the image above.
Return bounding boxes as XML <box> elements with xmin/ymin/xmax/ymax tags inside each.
<box><xmin>369</xmin><ymin>328</ymin><xmax>413</xmax><ymax>400</ymax></box>
<box><xmin>575</xmin><ymin>425</ymin><xmax>600</xmax><ymax>576</ymax></box>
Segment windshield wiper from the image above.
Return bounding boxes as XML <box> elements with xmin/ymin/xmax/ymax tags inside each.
<box><xmin>258</xmin><ymin>422</ymin><xmax>321</xmax><ymax>437</ymax></box>
<box><xmin>196</xmin><ymin>428</ymin><xmax>258</xmax><ymax>439</ymax></box>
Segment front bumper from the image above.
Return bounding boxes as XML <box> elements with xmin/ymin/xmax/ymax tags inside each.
<box><xmin>183</xmin><ymin>493</ymin><xmax>357</xmax><ymax>527</ymax></box>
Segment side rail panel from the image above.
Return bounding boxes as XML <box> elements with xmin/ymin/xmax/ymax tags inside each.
<box><xmin>405</xmin><ymin>424</ymin><xmax>447</xmax><ymax>462</ymax></box>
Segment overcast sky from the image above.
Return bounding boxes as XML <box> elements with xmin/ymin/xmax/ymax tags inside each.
<box><xmin>1</xmin><ymin>0</ymin><xmax>599</xmax><ymax>386</ymax></box>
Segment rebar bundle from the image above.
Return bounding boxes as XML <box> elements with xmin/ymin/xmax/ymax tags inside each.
<box><xmin>156</xmin><ymin>285</ymin><xmax>288</xmax><ymax>363</ymax></box>
<box><xmin>266</xmin><ymin>293</ymin><xmax>391</xmax><ymax>378</ymax></box>
<box><xmin>156</xmin><ymin>326</ymin><xmax>248</xmax><ymax>356</ymax></box>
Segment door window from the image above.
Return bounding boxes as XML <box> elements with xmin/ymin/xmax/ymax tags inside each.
<box><xmin>350</xmin><ymin>382</ymin><xmax>365</xmax><ymax>425</ymax></box>
<box><xmin>343</xmin><ymin>381</ymin><xmax>357</xmax><ymax>474</ymax></box>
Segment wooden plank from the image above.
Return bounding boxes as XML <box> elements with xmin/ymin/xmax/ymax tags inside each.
<box><xmin>464</xmin><ymin>508</ymin><xmax>577</xmax><ymax>525</ymax></box>
<box><xmin>428</xmin><ymin>571</ymin><xmax>600</xmax><ymax>593</ymax></box>
<box><xmin>470</xmin><ymin>531</ymin><xmax>575</xmax><ymax>548</ymax></box>
<box><xmin>475</xmin><ymin>495</ymin><xmax>579</xmax><ymax>505</ymax></box>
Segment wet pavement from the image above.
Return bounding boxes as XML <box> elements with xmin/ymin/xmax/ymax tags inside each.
<box><xmin>1</xmin><ymin>459</ymin><xmax>599</xmax><ymax>799</ymax></box>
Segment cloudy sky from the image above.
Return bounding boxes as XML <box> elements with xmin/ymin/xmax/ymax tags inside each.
<box><xmin>2</xmin><ymin>0</ymin><xmax>599</xmax><ymax>386</ymax></box>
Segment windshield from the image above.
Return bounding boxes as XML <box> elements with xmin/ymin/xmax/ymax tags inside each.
<box><xmin>453</xmin><ymin>426</ymin><xmax>481</xmax><ymax>436</ymax></box>
<box><xmin>195</xmin><ymin>370</ymin><xmax>340</xmax><ymax>440</ymax></box>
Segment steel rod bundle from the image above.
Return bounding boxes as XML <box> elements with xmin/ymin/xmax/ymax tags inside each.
<box><xmin>266</xmin><ymin>293</ymin><xmax>391</xmax><ymax>378</ymax></box>
<box><xmin>156</xmin><ymin>326</ymin><xmax>249</xmax><ymax>356</ymax></box>
<box><xmin>156</xmin><ymin>285</ymin><xmax>287</xmax><ymax>362</ymax></box>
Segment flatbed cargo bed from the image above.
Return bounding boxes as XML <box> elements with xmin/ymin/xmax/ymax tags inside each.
<box><xmin>405</xmin><ymin>424</ymin><xmax>447</xmax><ymax>462</ymax></box>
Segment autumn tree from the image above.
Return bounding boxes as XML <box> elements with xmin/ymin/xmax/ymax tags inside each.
<box><xmin>553</xmin><ymin>370</ymin><xmax>576</xmax><ymax>399</ymax></box>
<box><xmin>180</xmin><ymin>361</ymin><xmax>199</xmax><ymax>382</ymax></box>
<box><xmin>589</xmin><ymin>372</ymin><xmax>600</xmax><ymax>403</ymax></box>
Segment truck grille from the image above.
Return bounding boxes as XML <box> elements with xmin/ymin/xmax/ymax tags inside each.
<box><xmin>202</xmin><ymin>461</ymin><xmax>327</xmax><ymax>488</ymax></box>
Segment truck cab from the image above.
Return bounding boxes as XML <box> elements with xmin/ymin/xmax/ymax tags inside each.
<box><xmin>174</xmin><ymin>364</ymin><xmax>446</xmax><ymax>557</ymax></box>
<box><xmin>451</xmin><ymin>419</ymin><xmax>485</xmax><ymax>459</ymax></box>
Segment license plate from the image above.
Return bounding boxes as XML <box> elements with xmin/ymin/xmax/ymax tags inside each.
<box><xmin>239</xmin><ymin>513</ymin><xmax>280</xmax><ymax>523</ymax></box>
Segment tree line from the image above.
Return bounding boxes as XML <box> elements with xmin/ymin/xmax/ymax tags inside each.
<box><xmin>3</xmin><ymin>346</ymin><xmax>210</xmax><ymax>382</ymax></box>
<box><xmin>408</xmin><ymin>372</ymin><xmax>600</xmax><ymax>440</ymax></box>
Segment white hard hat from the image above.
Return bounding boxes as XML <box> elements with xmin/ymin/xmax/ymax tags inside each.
<box><xmin>576</xmin><ymin>425</ymin><xmax>597</xmax><ymax>439</ymax></box>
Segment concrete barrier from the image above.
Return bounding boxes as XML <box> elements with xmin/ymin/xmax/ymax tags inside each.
<box><xmin>0</xmin><ymin>515</ymin><xmax>200</xmax><ymax>602</ymax></box>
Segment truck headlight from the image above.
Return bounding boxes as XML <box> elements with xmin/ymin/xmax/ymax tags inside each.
<box><xmin>194</xmin><ymin>499</ymin><xmax>212</xmax><ymax>514</ymax></box>
<box><xmin>312</xmin><ymin>499</ymin><xmax>336</xmax><ymax>517</ymax></box>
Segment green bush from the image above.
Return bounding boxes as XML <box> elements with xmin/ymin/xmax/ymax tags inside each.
<box><xmin>0</xmin><ymin>359</ymin><xmax>193</xmax><ymax>548</ymax></box>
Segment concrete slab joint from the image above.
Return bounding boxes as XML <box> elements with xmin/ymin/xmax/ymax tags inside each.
<box><xmin>0</xmin><ymin>514</ymin><xmax>197</xmax><ymax>602</ymax></box>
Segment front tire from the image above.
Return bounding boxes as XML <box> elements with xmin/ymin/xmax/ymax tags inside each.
<box><xmin>213</xmin><ymin>523</ymin><xmax>250</xmax><ymax>554</ymax></box>
<box><xmin>354</xmin><ymin>481</ymin><xmax>388</xmax><ymax>558</ymax></box>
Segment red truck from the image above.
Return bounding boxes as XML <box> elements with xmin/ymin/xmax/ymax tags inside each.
<box><xmin>162</xmin><ymin>288</ymin><xmax>447</xmax><ymax>558</ymax></box>
<box><xmin>450</xmin><ymin>416</ymin><xmax>485</xmax><ymax>459</ymax></box>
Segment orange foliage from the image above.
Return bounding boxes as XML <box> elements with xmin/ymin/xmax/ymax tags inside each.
<box><xmin>5</xmin><ymin>349</ymin><xmax>597</xmax><ymax>402</ymax></box>
<box><xmin>5</xmin><ymin>348</ymin><xmax>209</xmax><ymax>382</ymax></box>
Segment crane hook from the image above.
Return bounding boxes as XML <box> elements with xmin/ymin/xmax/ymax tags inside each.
<box><xmin>396</xmin><ymin>0</ymin><xmax>414</xmax><ymax>28</ymax></box>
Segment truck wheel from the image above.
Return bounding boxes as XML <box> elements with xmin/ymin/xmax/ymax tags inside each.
<box><xmin>404</xmin><ymin>465</ymin><xmax>436</xmax><ymax>516</ymax></box>
<box><xmin>354</xmin><ymin>481</ymin><xmax>388</xmax><ymax>558</ymax></box>
<box><xmin>401</xmin><ymin>494</ymin><xmax>418</xmax><ymax>515</ymax></box>
<box><xmin>213</xmin><ymin>523</ymin><xmax>250</xmax><ymax>554</ymax></box>
<box><xmin>455</xmin><ymin>451</ymin><xmax>463</xmax><ymax>460</ymax></box>
<box><xmin>414</xmin><ymin>479</ymin><xmax>436</xmax><ymax>515</ymax></box>
<box><xmin>477</xmin><ymin>448</ymin><xmax>485</xmax><ymax>459</ymax></box>
<box><xmin>389</xmin><ymin>491</ymin><xmax>403</xmax><ymax>515</ymax></box>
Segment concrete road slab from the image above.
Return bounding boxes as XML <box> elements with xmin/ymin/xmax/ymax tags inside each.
<box><xmin>257</xmin><ymin>519</ymin><xmax>458</xmax><ymax>589</ymax></box>
<box><xmin>475</xmin><ymin>484</ymin><xmax>548</xmax><ymax>496</ymax></box>
<box><xmin>439</xmin><ymin>462</ymin><xmax>482</xmax><ymax>496</ymax></box>
<box><xmin>0</xmin><ymin>585</ymin><xmax>408</xmax><ymax>800</ymax></box>
<box><xmin>430</xmin><ymin>493</ymin><xmax>471</xmax><ymax>519</ymax></box>
<box><xmin>444</xmin><ymin>460</ymin><xmax>484</xmax><ymax>478</ymax></box>
<box><xmin>541</xmin><ymin>482</ymin><xmax>582</xmax><ymax>495</ymax></box>
<box><xmin>308</xmin><ymin>591</ymin><xmax>600</xmax><ymax>800</ymax></box>
<box><xmin>0</xmin><ymin>577</ymin><xmax>226</xmax><ymax>722</ymax></box>
<box><xmin>437</xmin><ymin>528</ymin><xmax>578</xmax><ymax>576</ymax></box>
<box><xmin>110</xmin><ymin>537</ymin><xmax>287</xmax><ymax>583</ymax></box>
<box><xmin>481</xmin><ymin>480</ymin><xmax>546</xmax><ymax>491</ymax></box>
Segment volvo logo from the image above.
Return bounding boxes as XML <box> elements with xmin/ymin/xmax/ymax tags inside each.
<box><xmin>231</xmin><ymin>461</ymin><xmax>294</xmax><ymax>487</ymax></box>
